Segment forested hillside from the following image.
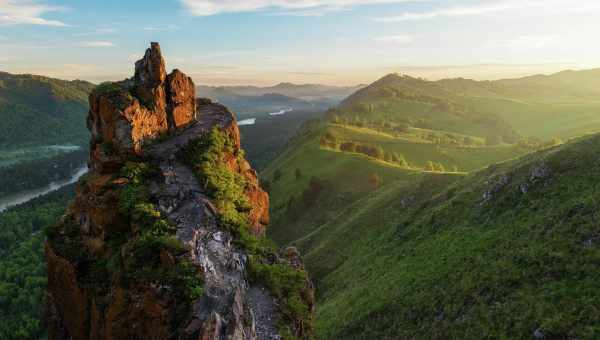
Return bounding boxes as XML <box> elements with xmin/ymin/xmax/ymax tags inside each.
<box><xmin>0</xmin><ymin>186</ymin><xmax>75</xmax><ymax>340</ymax></box>
<box><xmin>0</xmin><ymin>72</ymin><xmax>94</xmax><ymax>148</ymax></box>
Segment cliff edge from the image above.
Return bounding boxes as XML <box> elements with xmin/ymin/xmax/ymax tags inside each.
<box><xmin>46</xmin><ymin>43</ymin><xmax>314</xmax><ymax>340</ymax></box>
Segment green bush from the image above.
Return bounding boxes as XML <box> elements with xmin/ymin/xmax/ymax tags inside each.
<box><xmin>249</xmin><ymin>258</ymin><xmax>310</xmax><ymax>328</ymax></box>
<box><xmin>114</xmin><ymin>161</ymin><xmax>203</xmax><ymax>302</ymax></box>
<box><xmin>180</xmin><ymin>127</ymin><xmax>253</xmax><ymax>241</ymax></box>
<box><xmin>180</xmin><ymin>127</ymin><xmax>312</xmax><ymax>336</ymax></box>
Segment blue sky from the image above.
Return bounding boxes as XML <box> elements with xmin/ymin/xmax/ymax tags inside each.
<box><xmin>1</xmin><ymin>0</ymin><xmax>600</xmax><ymax>85</ymax></box>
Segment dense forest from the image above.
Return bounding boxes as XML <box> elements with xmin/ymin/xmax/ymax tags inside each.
<box><xmin>0</xmin><ymin>185</ymin><xmax>74</xmax><ymax>340</ymax></box>
<box><xmin>0</xmin><ymin>150</ymin><xmax>87</xmax><ymax>197</ymax></box>
<box><xmin>0</xmin><ymin>72</ymin><xmax>93</xmax><ymax>148</ymax></box>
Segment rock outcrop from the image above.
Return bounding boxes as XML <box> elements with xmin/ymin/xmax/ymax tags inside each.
<box><xmin>88</xmin><ymin>42</ymin><xmax>196</xmax><ymax>171</ymax></box>
<box><xmin>46</xmin><ymin>43</ymin><xmax>313</xmax><ymax>340</ymax></box>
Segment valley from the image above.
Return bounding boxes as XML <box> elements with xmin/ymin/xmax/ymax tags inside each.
<box><xmin>3</xmin><ymin>2</ymin><xmax>599</xmax><ymax>339</ymax></box>
<box><xmin>263</xmin><ymin>70</ymin><xmax>600</xmax><ymax>339</ymax></box>
<box><xmin>3</xmin><ymin>61</ymin><xmax>600</xmax><ymax>340</ymax></box>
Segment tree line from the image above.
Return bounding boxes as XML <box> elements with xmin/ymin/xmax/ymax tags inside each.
<box><xmin>320</xmin><ymin>133</ymin><xmax>410</xmax><ymax>168</ymax></box>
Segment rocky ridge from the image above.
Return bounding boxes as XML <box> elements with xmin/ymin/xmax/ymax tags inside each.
<box><xmin>46</xmin><ymin>43</ymin><xmax>313</xmax><ymax>340</ymax></box>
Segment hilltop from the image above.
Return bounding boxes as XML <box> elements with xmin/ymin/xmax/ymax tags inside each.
<box><xmin>337</xmin><ymin>70</ymin><xmax>600</xmax><ymax>141</ymax></box>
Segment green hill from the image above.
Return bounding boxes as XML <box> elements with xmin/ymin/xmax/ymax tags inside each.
<box><xmin>336</xmin><ymin>70</ymin><xmax>600</xmax><ymax>142</ymax></box>
<box><xmin>0</xmin><ymin>72</ymin><xmax>95</xmax><ymax>149</ymax></box>
<box><xmin>296</xmin><ymin>133</ymin><xmax>600</xmax><ymax>339</ymax></box>
<box><xmin>262</xmin><ymin>69</ymin><xmax>600</xmax><ymax>339</ymax></box>
<box><xmin>262</xmin><ymin>120</ymin><xmax>527</xmax><ymax>246</ymax></box>
<box><xmin>334</xmin><ymin>74</ymin><xmax>520</xmax><ymax>144</ymax></box>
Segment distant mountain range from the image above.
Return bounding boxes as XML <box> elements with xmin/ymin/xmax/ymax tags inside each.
<box><xmin>199</xmin><ymin>82</ymin><xmax>364</xmax><ymax>101</ymax></box>
<box><xmin>197</xmin><ymin>83</ymin><xmax>365</xmax><ymax>116</ymax></box>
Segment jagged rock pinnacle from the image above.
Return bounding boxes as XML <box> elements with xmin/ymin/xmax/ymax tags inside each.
<box><xmin>134</xmin><ymin>42</ymin><xmax>167</xmax><ymax>87</ymax></box>
<box><xmin>47</xmin><ymin>42</ymin><xmax>313</xmax><ymax>340</ymax></box>
<box><xmin>87</xmin><ymin>42</ymin><xmax>196</xmax><ymax>172</ymax></box>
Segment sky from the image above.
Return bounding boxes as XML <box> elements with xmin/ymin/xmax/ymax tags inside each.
<box><xmin>1</xmin><ymin>0</ymin><xmax>600</xmax><ymax>86</ymax></box>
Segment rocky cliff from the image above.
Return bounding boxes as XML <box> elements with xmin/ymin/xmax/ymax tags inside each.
<box><xmin>46</xmin><ymin>43</ymin><xmax>314</xmax><ymax>340</ymax></box>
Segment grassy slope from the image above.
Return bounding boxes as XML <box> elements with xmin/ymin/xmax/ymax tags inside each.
<box><xmin>291</xmin><ymin>133</ymin><xmax>600</xmax><ymax>339</ymax></box>
<box><xmin>327</xmin><ymin>124</ymin><xmax>528</xmax><ymax>171</ymax></box>
<box><xmin>442</xmin><ymin>71</ymin><xmax>600</xmax><ymax>139</ymax></box>
<box><xmin>263</xmin><ymin>122</ymin><xmax>421</xmax><ymax>245</ymax></box>
<box><xmin>339</xmin><ymin>70</ymin><xmax>600</xmax><ymax>141</ymax></box>
<box><xmin>261</xmin><ymin>69</ymin><xmax>600</xmax><ymax>339</ymax></box>
<box><xmin>336</xmin><ymin>74</ymin><xmax>520</xmax><ymax>142</ymax></box>
<box><xmin>263</xmin><ymin>120</ymin><xmax>527</xmax><ymax>246</ymax></box>
<box><xmin>460</xmin><ymin>96</ymin><xmax>600</xmax><ymax>139</ymax></box>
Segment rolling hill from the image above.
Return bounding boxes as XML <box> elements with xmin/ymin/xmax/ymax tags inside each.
<box><xmin>262</xmin><ymin>68</ymin><xmax>600</xmax><ymax>339</ymax></box>
<box><xmin>262</xmin><ymin>119</ymin><xmax>529</xmax><ymax>246</ymax></box>
<box><xmin>336</xmin><ymin>69</ymin><xmax>600</xmax><ymax>141</ymax></box>
<box><xmin>334</xmin><ymin>73</ymin><xmax>520</xmax><ymax>144</ymax></box>
<box><xmin>296</xmin><ymin>133</ymin><xmax>600</xmax><ymax>339</ymax></box>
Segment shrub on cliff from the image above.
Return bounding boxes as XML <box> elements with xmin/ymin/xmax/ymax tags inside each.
<box><xmin>180</xmin><ymin>127</ymin><xmax>314</xmax><ymax>338</ymax></box>
<box><xmin>179</xmin><ymin>127</ymin><xmax>251</xmax><ymax>234</ymax></box>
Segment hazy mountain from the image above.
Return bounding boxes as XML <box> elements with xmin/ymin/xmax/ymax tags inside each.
<box><xmin>196</xmin><ymin>87</ymin><xmax>324</xmax><ymax>116</ymax></box>
<box><xmin>199</xmin><ymin>82</ymin><xmax>364</xmax><ymax>102</ymax></box>
<box><xmin>336</xmin><ymin>73</ymin><xmax>520</xmax><ymax>143</ymax></box>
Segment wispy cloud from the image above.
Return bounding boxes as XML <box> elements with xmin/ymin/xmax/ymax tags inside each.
<box><xmin>0</xmin><ymin>0</ymin><xmax>70</xmax><ymax>26</ymax></box>
<box><xmin>288</xmin><ymin>71</ymin><xmax>331</xmax><ymax>76</ymax></box>
<box><xmin>80</xmin><ymin>41</ymin><xmax>115</xmax><ymax>48</ymax></box>
<box><xmin>494</xmin><ymin>35</ymin><xmax>562</xmax><ymax>49</ymax></box>
<box><xmin>75</xmin><ymin>27</ymin><xmax>117</xmax><ymax>36</ymax></box>
<box><xmin>180</xmin><ymin>0</ymin><xmax>414</xmax><ymax>16</ymax></box>
<box><xmin>143</xmin><ymin>25</ymin><xmax>179</xmax><ymax>31</ymax></box>
<box><xmin>374</xmin><ymin>34</ymin><xmax>413</xmax><ymax>44</ymax></box>
<box><xmin>374</xmin><ymin>1</ymin><xmax>519</xmax><ymax>22</ymax></box>
<box><xmin>374</xmin><ymin>0</ymin><xmax>600</xmax><ymax>22</ymax></box>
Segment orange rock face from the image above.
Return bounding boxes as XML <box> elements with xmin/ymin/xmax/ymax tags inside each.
<box><xmin>167</xmin><ymin>69</ymin><xmax>197</xmax><ymax>128</ymax></box>
<box><xmin>222</xmin><ymin>119</ymin><xmax>270</xmax><ymax>234</ymax></box>
<box><xmin>46</xmin><ymin>244</ymin><xmax>88</xmax><ymax>340</ymax></box>
<box><xmin>87</xmin><ymin>42</ymin><xmax>197</xmax><ymax>171</ymax></box>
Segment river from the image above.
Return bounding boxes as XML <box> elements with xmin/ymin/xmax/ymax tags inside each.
<box><xmin>0</xmin><ymin>165</ymin><xmax>89</xmax><ymax>213</ymax></box>
<box><xmin>238</xmin><ymin>118</ymin><xmax>256</xmax><ymax>126</ymax></box>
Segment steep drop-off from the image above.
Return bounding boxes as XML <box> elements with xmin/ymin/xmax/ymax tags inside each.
<box><xmin>46</xmin><ymin>43</ymin><xmax>314</xmax><ymax>340</ymax></box>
